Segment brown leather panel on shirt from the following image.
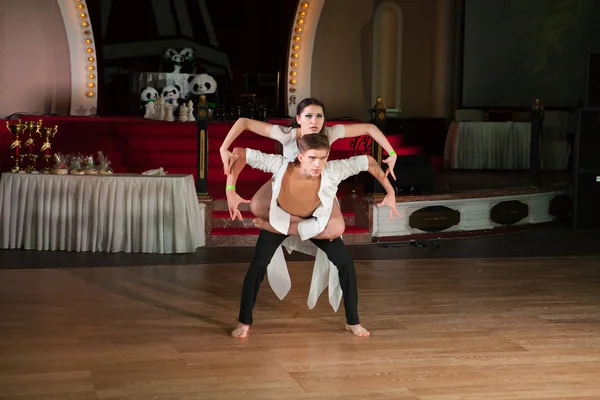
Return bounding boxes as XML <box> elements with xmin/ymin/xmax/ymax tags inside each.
<box><xmin>277</xmin><ymin>164</ymin><xmax>321</xmax><ymax>217</ymax></box>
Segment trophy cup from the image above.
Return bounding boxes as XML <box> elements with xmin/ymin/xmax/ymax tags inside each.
<box><xmin>24</xmin><ymin>120</ymin><xmax>42</xmax><ymax>173</ymax></box>
<box><xmin>6</xmin><ymin>119</ymin><xmax>28</xmax><ymax>173</ymax></box>
<box><xmin>38</xmin><ymin>125</ymin><xmax>58</xmax><ymax>174</ymax></box>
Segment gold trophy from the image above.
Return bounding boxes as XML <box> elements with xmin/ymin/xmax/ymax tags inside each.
<box><xmin>24</xmin><ymin>120</ymin><xmax>42</xmax><ymax>173</ymax></box>
<box><xmin>6</xmin><ymin>119</ymin><xmax>28</xmax><ymax>173</ymax></box>
<box><xmin>38</xmin><ymin>125</ymin><xmax>58</xmax><ymax>173</ymax></box>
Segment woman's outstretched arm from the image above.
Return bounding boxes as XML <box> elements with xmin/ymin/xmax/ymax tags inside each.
<box><xmin>343</xmin><ymin>123</ymin><xmax>398</xmax><ymax>180</ymax></box>
<box><xmin>219</xmin><ymin>118</ymin><xmax>273</xmax><ymax>175</ymax></box>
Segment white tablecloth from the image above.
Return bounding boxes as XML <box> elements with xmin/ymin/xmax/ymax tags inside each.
<box><xmin>0</xmin><ymin>173</ymin><xmax>205</xmax><ymax>253</ymax></box>
<box><xmin>445</xmin><ymin>122</ymin><xmax>532</xmax><ymax>169</ymax></box>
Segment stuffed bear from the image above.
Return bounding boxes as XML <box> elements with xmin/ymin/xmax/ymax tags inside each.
<box><xmin>170</xmin><ymin>54</ymin><xmax>184</xmax><ymax>73</ymax></box>
<box><xmin>140</xmin><ymin>86</ymin><xmax>158</xmax><ymax>110</ymax></box>
<box><xmin>187</xmin><ymin>73</ymin><xmax>218</xmax><ymax>108</ymax></box>
<box><xmin>161</xmin><ymin>84</ymin><xmax>182</xmax><ymax>115</ymax></box>
<box><xmin>179</xmin><ymin>47</ymin><xmax>196</xmax><ymax>73</ymax></box>
<box><xmin>161</xmin><ymin>48</ymin><xmax>178</xmax><ymax>71</ymax></box>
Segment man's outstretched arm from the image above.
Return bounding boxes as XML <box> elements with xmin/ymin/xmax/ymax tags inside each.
<box><xmin>226</xmin><ymin>147</ymin><xmax>286</xmax><ymax>221</ymax></box>
<box><xmin>226</xmin><ymin>148</ymin><xmax>247</xmax><ymax>189</ymax></box>
<box><xmin>365</xmin><ymin>155</ymin><xmax>401</xmax><ymax>220</ymax></box>
<box><xmin>366</xmin><ymin>155</ymin><xmax>395</xmax><ymax>197</ymax></box>
<box><xmin>225</xmin><ymin>148</ymin><xmax>250</xmax><ymax>221</ymax></box>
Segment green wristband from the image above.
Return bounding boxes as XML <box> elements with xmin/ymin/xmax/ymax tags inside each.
<box><xmin>389</xmin><ymin>150</ymin><xmax>396</xmax><ymax>156</ymax></box>
<box><xmin>226</xmin><ymin>185</ymin><xmax>235</xmax><ymax>190</ymax></box>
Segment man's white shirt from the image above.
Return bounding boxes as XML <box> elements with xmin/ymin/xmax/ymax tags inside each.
<box><xmin>244</xmin><ymin>148</ymin><xmax>370</xmax><ymax>312</ymax></box>
<box><xmin>246</xmin><ymin>148</ymin><xmax>369</xmax><ymax>240</ymax></box>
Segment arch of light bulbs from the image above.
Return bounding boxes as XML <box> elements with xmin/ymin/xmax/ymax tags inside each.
<box><xmin>286</xmin><ymin>0</ymin><xmax>325</xmax><ymax>117</ymax></box>
<box><xmin>56</xmin><ymin>0</ymin><xmax>98</xmax><ymax>115</ymax></box>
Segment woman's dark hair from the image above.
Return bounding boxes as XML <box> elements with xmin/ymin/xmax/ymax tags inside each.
<box><xmin>284</xmin><ymin>98</ymin><xmax>326</xmax><ymax>133</ymax></box>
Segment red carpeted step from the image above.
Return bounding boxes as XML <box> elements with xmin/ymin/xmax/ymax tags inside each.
<box><xmin>209</xmin><ymin>225</ymin><xmax>368</xmax><ymax>236</ymax></box>
<box><xmin>430</xmin><ymin>155</ymin><xmax>444</xmax><ymax>172</ymax></box>
<box><xmin>212</xmin><ymin>210</ymin><xmax>255</xmax><ymax>218</ymax></box>
<box><xmin>114</xmin><ymin>121</ymin><xmax>196</xmax><ymax>137</ymax></box>
<box><xmin>210</xmin><ymin>227</ymin><xmax>260</xmax><ymax>235</ymax></box>
<box><xmin>342</xmin><ymin>226</ymin><xmax>370</xmax><ymax>233</ymax></box>
<box><xmin>211</xmin><ymin>209</ymin><xmax>355</xmax><ymax>218</ymax></box>
<box><xmin>208</xmin><ymin>168</ymin><xmax>272</xmax><ymax>181</ymax></box>
<box><xmin>208</xmin><ymin>180</ymin><xmax>270</xmax><ymax>199</ymax></box>
<box><xmin>330</xmin><ymin>135</ymin><xmax>404</xmax><ymax>152</ymax></box>
<box><xmin>123</xmin><ymin>137</ymin><xmax>277</xmax><ymax>154</ymax></box>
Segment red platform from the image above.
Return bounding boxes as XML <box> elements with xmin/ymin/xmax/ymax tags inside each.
<box><xmin>1</xmin><ymin>115</ymin><xmax>421</xmax><ymax>198</ymax></box>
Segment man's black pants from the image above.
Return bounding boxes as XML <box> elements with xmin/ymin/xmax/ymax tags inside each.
<box><xmin>238</xmin><ymin>230</ymin><xmax>360</xmax><ymax>326</ymax></box>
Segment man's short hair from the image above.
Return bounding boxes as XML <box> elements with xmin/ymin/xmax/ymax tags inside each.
<box><xmin>297</xmin><ymin>133</ymin><xmax>330</xmax><ymax>154</ymax></box>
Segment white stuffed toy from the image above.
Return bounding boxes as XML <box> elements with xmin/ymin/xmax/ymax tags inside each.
<box><xmin>187</xmin><ymin>73</ymin><xmax>218</xmax><ymax>107</ymax></box>
<box><xmin>179</xmin><ymin>47</ymin><xmax>196</xmax><ymax>72</ymax></box>
<box><xmin>161</xmin><ymin>84</ymin><xmax>181</xmax><ymax>114</ymax></box>
<box><xmin>161</xmin><ymin>48</ymin><xmax>178</xmax><ymax>71</ymax></box>
<box><xmin>170</xmin><ymin>54</ymin><xmax>184</xmax><ymax>73</ymax></box>
<box><xmin>140</xmin><ymin>87</ymin><xmax>158</xmax><ymax>115</ymax></box>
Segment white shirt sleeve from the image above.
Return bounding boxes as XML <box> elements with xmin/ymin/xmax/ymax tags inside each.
<box><xmin>325</xmin><ymin>155</ymin><xmax>370</xmax><ymax>183</ymax></box>
<box><xmin>295</xmin><ymin>155</ymin><xmax>369</xmax><ymax>241</ymax></box>
<box><xmin>269</xmin><ymin>125</ymin><xmax>294</xmax><ymax>146</ymax></box>
<box><xmin>325</xmin><ymin>124</ymin><xmax>346</xmax><ymax>143</ymax></box>
<box><xmin>297</xmin><ymin>217</ymin><xmax>323</xmax><ymax>242</ymax></box>
<box><xmin>246</xmin><ymin>148</ymin><xmax>285</xmax><ymax>174</ymax></box>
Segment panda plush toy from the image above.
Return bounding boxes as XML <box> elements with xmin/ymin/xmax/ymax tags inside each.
<box><xmin>179</xmin><ymin>47</ymin><xmax>196</xmax><ymax>73</ymax></box>
<box><xmin>161</xmin><ymin>48</ymin><xmax>178</xmax><ymax>71</ymax></box>
<box><xmin>170</xmin><ymin>54</ymin><xmax>184</xmax><ymax>73</ymax></box>
<box><xmin>161</xmin><ymin>84</ymin><xmax>182</xmax><ymax>111</ymax></box>
<box><xmin>140</xmin><ymin>86</ymin><xmax>159</xmax><ymax>111</ymax></box>
<box><xmin>187</xmin><ymin>73</ymin><xmax>218</xmax><ymax>108</ymax></box>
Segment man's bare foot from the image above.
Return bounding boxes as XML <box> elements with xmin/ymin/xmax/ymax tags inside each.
<box><xmin>231</xmin><ymin>323</ymin><xmax>250</xmax><ymax>338</ymax></box>
<box><xmin>346</xmin><ymin>324</ymin><xmax>370</xmax><ymax>337</ymax></box>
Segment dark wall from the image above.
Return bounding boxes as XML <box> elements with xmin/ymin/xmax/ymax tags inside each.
<box><xmin>206</xmin><ymin>0</ymin><xmax>297</xmax><ymax>111</ymax></box>
<box><xmin>462</xmin><ymin>0</ymin><xmax>600</xmax><ymax>108</ymax></box>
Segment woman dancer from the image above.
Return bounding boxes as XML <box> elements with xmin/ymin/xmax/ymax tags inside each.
<box><xmin>219</xmin><ymin>98</ymin><xmax>397</xmax><ymax>238</ymax></box>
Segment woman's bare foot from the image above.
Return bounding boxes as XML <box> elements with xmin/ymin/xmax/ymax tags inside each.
<box><xmin>346</xmin><ymin>324</ymin><xmax>370</xmax><ymax>337</ymax></box>
<box><xmin>252</xmin><ymin>218</ymin><xmax>269</xmax><ymax>230</ymax></box>
<box><xmin>231</xmin><ymin>323</ymin><xmax>250</xmax><ymax>338</ymax></box>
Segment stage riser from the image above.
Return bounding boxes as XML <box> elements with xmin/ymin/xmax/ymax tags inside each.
<box><xmin>205</xmin><ymin>231</ymin><xmax>372</xmax><ymax>247</ymax></box>
<box><xmin>373</xmin><ymin>191</ymin><xmax>571</xmax><ymax>238</ymax></box>
<box><xmin>211</xmin><ymin>214</ymin><xmax>355</xmax><ymax>229</ymax></box>
<box><xmin>205</xmin><ymin>195</ymin><xmax>370</xmax><ymax>247</ymax></box>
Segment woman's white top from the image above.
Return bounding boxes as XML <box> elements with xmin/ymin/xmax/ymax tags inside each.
<box><xmin>269</xmin><ymin>124</ymin><xmax>346</xmax><ymax>161</ymax></box>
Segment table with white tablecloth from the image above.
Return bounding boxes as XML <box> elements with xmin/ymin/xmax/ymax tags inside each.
<box><xmin>0</xmin><ymin>173</ymin><xmax>205</xmax><ymax>253</ymax></box>
<box><xmin>444</xmin><ymin>121</ymin><xmax>532</xmax><ymax>170</ymax></box>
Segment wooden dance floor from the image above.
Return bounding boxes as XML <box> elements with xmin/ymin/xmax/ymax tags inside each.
<box><xmin>2</xmin><ymin>254</ymin><xmax>600</xmax><ymax>399</ymax></box>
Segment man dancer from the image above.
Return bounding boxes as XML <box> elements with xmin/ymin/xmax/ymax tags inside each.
<box><xmin>227</xmin><ymin>134</ymin><xmax>400</xmax><ymax>338</ymax></box>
